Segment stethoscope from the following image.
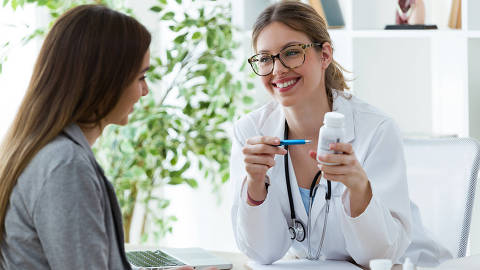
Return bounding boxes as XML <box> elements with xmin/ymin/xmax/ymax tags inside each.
<box><xmin>284</xmin><ymin>121</ymin><xmax>332</xmax><ymax>260</ymax></box>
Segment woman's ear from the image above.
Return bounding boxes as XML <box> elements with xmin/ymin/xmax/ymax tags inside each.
<box><xmin>320</xmin><ymin>42</ymin><xmax>333</xmax><ymax>70</ymax></box>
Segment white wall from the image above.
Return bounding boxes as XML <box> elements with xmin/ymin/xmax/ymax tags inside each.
<box><xmin>0</xmin><ymin>6</ymin><xmax>39</xmax><ymax>140</ymax></box>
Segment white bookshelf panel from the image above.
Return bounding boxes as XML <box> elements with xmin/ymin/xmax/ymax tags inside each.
<box><xmin>468</xmin><ymin>38</ymin><xmax>480</xmax><ymax>140</ymax></box>
<box><xmin>352</xmin><ymin>0</ymin><xmax>395</xmax><ymax>30</ymax></box>
<box><xmin>468</xmin><ymin>0</ymin><xmax>480</xmax><ymax>30</ymax></box>
<box><xmin>430</xmin><ymin>34</ymin><xmax>468</xmax><ymax>137</ymax></box>
<box><xmin>352</xmin><ymin>37</ymin><xmax>432</xmax><ymax>136</ymax></box>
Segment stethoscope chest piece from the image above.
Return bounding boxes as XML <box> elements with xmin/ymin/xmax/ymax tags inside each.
<box><xmin>289</xmin><ymin>219</ymin><xmax>306</xmax><ymax>242</ymax></box>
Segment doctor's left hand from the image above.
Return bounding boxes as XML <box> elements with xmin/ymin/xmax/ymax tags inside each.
<box><xmin>309</xmin><ymin>142</ymin><xmax>372</xmax><ymax>217</ymax></box>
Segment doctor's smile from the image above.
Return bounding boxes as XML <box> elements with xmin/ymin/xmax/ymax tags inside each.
<box><xmin>272</xmin><ymin>76</ymin><xmax>301</xmax><ymax>93</ymax></box>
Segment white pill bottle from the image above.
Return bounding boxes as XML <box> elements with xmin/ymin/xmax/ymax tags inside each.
<box><xmin>316</xmin><ymin>112</ymin><xmax>345</xmax><ymax>165</ymax></box>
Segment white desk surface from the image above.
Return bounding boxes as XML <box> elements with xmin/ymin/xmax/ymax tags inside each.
<box><xmin>125</xmin><ymin>244</ymin><xmax>480</xmax><ymax>270</ymax></box>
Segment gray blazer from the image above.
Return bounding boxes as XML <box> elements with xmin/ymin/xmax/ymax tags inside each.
<box><xmin>1</xmin><ymin>124</ymin><xmax>131</xmax><ymax>270</ymax></box>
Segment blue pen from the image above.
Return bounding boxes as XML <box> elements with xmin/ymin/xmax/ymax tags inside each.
<box><xmin>279</xmin><ymin>139</ymin><xmax>312</xmax><ymax>145</ymax></box>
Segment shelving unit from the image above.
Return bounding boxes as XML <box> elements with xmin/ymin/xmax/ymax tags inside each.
<box><xmin>325</xmin><ymin>0</ymin><xmax>474</xmax><ymax>139</ymax></box>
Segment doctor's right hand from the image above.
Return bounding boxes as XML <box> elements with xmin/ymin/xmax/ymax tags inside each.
<box><xmin>242</xmin><ymin>136</ymin><xmax>287</xmax><ymax>204</ymax></box>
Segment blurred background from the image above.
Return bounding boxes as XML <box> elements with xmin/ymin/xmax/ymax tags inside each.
<box><xmin>1</xmin><ymin>0</ymin><xmax>479</xmax><ymax>256</ymax></box>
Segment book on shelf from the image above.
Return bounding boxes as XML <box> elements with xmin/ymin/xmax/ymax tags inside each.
<box><xmin>448</xmin><ymin>0</ymin><xmax>461</xmax><ymax>29</ymax></box>
<box><xmin>308</xmin><ymin>0</ymin><xmax>345</xmax><ymax>29</ymax></box>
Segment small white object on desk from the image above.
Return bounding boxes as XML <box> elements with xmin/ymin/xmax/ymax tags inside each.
<box><xmin>403</xmin><ymin>257</ymin><xmax>414</xmax><ymax>270</ymax></box>
<box><xmin>369</xmin><ymin>259</ymin><xmax>393</xmax><ymax>270</ymax></box>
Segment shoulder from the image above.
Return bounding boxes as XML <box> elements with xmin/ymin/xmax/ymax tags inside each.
<box><xmin>234</xmin><ymin>100</ymin><xmax>280</xmax><ymax>129</ymax></box>
<box><xmin>232</xmin><ymin>100</ymin><xmax>282</xmax><ymax>141</ymax></box>
<box><xmin>27</xmin><ymin>134</ymin><xmax>94</xmax><ymax>179</ymax></box>
<box><xmin>15</xmin><ymin>134</ymin><xmax>100</xmax><ymax>209</ymax></box>
<box><xmin>350</xmin><ymin>95</ymin><xmax>392</xmax><ymax>124</ymax></box>
<box><xmin>340</xmin><ymin>92</ymin><xmax>398</xmax><ymax>133</ymax></box>
<box><xmin>334</xmin><ymin>91</ymin><xmax>401</xmax><ymax>152</ymax></box>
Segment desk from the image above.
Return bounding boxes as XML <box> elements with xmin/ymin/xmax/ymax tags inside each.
<box><xmin>215</xmin><ymin>252</ymin><xmax>480</xmax><ymax>270</ymax></box>
<box><xmin>125</xmin><ymin>245</ymin><xmax>480</xmax><ymax>270</ymax></box>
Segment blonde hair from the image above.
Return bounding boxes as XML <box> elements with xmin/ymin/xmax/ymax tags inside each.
<box><xmin>252</xmin><ymin>0</ymin><xmax>350</xmax><ymax>108</ymax></box>
<box><xmin>0</xmin><ymin>5</ymin><xmax>151</xmax><ymax>245</ymax></box>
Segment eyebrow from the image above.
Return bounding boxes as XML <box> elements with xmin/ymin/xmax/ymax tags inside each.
<box><xmin>258</xmin><ymin>41</ymin><xmax>303</xmax><ymax>54</ymax></box>
<box><xmin>140</xmin><ymin>66</ymin><xmax>150</xmax><ymax>73</ymax></box>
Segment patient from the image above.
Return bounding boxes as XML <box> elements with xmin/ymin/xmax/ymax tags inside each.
<box><xmin>0</xmin><ymin>5</ymin><xmax>196</xmax><ymax>270</ymax></box>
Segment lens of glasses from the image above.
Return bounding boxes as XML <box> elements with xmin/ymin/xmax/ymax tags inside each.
<box><xmin>279</xmin><ymin>45</ymin><xmax>305</xmax><ymax>69</ymax></box>
<box><xmin>249</xmin><ymin>44</ymin><xmax>306</xmax><ymax>76</ymax></box>
<box><xmin>249</xmin><ymin>54</ymin><xmax>273</xmax><ymax>76</ymax></box>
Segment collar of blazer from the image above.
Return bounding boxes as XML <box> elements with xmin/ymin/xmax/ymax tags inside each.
<box><xmin>62</xmin><ymin>123</ymin><xmax>96</xmax><ymax>159</ymax></box>
<box><xmin>61</xmin><ymin>123</ymin><xmax>132</xmax><ymax>269</ymax></box>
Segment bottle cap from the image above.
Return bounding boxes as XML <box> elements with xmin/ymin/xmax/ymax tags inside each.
<box><xmin>324</xmin><ymin>112</ymin><xmax>345</xmax><ymax>128</ymax></box>
<box><xmin>369</xmin><ymin>259</ymin><xmax>392</xmax><ymax>270</ymax></box>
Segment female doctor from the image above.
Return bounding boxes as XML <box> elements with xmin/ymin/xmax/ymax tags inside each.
<box><xmin>230</xmin><ymin>1</ymin><xmax>451</xmax><ymax>268</ymax></box>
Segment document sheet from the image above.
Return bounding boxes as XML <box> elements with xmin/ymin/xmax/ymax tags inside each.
<box><xmin>247</xmin><ymin>259</ymin><xmax>362</xmax><ymax>270</ymax></box>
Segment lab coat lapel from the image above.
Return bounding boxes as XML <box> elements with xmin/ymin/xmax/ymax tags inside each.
<box><xmin>259</xmin><ymin>105</ymin><xmax>309</xmax><ymax>223</ymax></box>
<box><xmin>332</xmin><ymin>91</ymin><xmax>355</xmax><ymax>143</ymax></box>
<box><xmin>260</xmin><ymin>104</ymin><xmax>288</xmax><ymax>198</ymax></box>
<box><xmin>286</xmin><ymin>153</ymin><xmax>309</xmax><ymax>223</ymax></box>
<box><xmin>310</xmin><ymin>92</ymin><xmax>356</xmax><ymax>231</ymax></box>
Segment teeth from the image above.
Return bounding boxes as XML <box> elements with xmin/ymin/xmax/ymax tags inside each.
<box><xmin>276</xmin><ymin>79</ymin><xmax>297</xmax><ymax>88</ymax></box>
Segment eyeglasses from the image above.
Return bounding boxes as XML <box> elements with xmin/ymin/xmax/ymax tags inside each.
<box><xmin>248</xmin><ymin>43</ymin><xmax>323</xmax><ymax>76</ymax></box>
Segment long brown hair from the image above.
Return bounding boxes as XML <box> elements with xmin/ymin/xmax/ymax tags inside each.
<box><xmin>252</xmin><ymin>1</ymin><xmax>349</xmax><ymax>107</ymax></box>
<box><xmin>0</xmin><ymin>5</ymin><xmax>151</xmax><ymax>243</ymax></box>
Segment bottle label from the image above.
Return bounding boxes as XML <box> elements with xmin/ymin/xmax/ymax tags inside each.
<box><xmin>317</xmin><ymin>137</ymin><xmax>341</xmax><ymax>165</ymax></box>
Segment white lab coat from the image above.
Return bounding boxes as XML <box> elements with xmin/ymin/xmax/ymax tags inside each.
<box><xmin>230</xmin><ymin>91</ymin><xmax>452</xmax><ymax>267</ymax></box>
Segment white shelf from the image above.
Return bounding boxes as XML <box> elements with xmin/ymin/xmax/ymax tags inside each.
<box><xmin>467</xmin><ymin>31</ymin><xmax>480</xmax><ymax>38</ymax></box>
<box><xmin>331</xmin><ymin>29</ymin><xmax>466</xmax><ymax>38</ymax></box>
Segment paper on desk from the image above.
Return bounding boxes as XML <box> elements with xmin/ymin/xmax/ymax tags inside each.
<box><xmin>247</xmin><ymin>259</ymin><xmax>362</xmax><ymax>270</ymax></box>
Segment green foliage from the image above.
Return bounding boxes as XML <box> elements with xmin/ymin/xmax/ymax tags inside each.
<box><xmin>96</xmin><ymin>0</ymin><xmax>251</xmax><ymax>242</ymax></box>
<box><xmin>2</xmin><ymin>0</ymin><xmax>252</xmax><ymax>242</ymax></box>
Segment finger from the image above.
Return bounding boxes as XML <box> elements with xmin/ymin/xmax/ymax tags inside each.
<box><xmin>243</xmin><ymin>144</ymin><xmax>287</xmax><ymax>156</ymax></box>
<box><xmin>319</xmin><ymin>164</ymin><xmax>351</xmax><ymax>175</ymax></box>
<box><xmin>309</xmin><ymin>150</ymin><xmax>317</xmax><ymax>160</ymax></box>
<box><xmin>245</xmin><ymin>163</ymin><xmax>270</xmax><ymax>176</ymax></box>
<box><xmin>244</xmin><ymin>154</ymin><xmax>276</xmax><ymax>168</ymax></box>
<box><xmin>329</xmin><ymin>142</ymin><xmax>353</xmax><ymax>154</ymax></box>
<box><xmin>246</xmin><ymin>136</ymin><xmax>281</xmax><ymax>146</ymax></box>
<box><xmin>322</xmin><ymin>172</ymin><xmax>347</xmax><ymax>183</ymax></box>
<box><xmin>317</xmin><ymin>153</ymin><xmax>347</xmax><ymax>165</ymax></box>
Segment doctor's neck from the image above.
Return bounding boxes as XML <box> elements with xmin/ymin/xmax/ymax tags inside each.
<box><xmin>283</xmin><ymin>89</ymin><xmax>331</xmax><ymax>139</ymax></box>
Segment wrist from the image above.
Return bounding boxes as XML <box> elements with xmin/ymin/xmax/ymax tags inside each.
<box><xmin>349</xmin><ymin>180</ymin><xmax>372</xmax><ymax>217</ymax></box>
<box><xmin>246</xmin><ymin>175</ymin><xmax>269</xmax><ymax>205</ymax></box>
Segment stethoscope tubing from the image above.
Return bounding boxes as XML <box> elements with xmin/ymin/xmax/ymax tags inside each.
<box><xmin>284</xmin><ymin>120</ymin><xmax>331</xmax><ymax>260</ymax></box>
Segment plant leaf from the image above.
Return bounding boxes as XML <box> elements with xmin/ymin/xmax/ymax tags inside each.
<box><xmin>150</xmin><ymin>6</ymin><xmax>162</xmax><ymax>12</ymax></box>
<box><xmin>173</xmin><ymin>32</ymin><xmax>188</xmax><ymax>44</ymax></box>
<box><xmin>161</xmin><ymin>11</ymin><xmax>175</xmax><ymax>20</ymax></box>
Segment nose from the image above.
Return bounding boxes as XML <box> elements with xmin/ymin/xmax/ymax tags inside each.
<box><xmin>142</xmin><ymin>81</ymin><xmax>149</xmax><ymax>96</ymax></box>
<box><xmin>272</xmin><ymin>57</ymin><xmax>288</xmax><ymax>76</ymax></box>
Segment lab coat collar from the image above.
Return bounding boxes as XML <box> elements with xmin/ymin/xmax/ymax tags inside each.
<box><xmin>332</xmin><ymin>90</ymin><xmax>355</xmax><ymax>143</ymax></box>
